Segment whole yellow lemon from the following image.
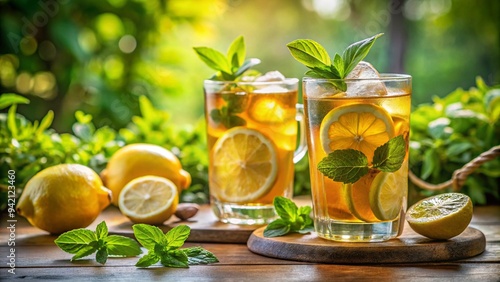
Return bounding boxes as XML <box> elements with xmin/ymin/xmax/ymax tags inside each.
<box><xmin>100</xmin><ymin>143</ymin><xmax>191</xmax><ymax>205</ymax></box>
<box><xmin>16</xmin><ymin>164</ymin><xmax>112</xmax><ymax>234</ymax></box>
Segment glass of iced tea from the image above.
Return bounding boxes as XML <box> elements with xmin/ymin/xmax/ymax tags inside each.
<box><xmin>204</xmin><ymin>78</ymin><xmax>306</xmax><ymax>225</ymax></box>
<box><xmin>303</xmin><ymin>73</ymin><xmax>411</xmax><ymax>242</ymax></box>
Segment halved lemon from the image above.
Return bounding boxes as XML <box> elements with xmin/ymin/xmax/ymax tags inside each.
<box><xmin>368</xmin><ymin>170</ymin><xmax>406</xmax><ymax>221</ymax></box>
<box><xmin>211</xmin><ymin>127</ymin><xmax>278</xmax><ymax>203</ymax></box>
<box><xmin>406</xmin><ymin>193</ymin><xmax>473</xmax><ymax>240</ymax></box>
<box><xmin>320</xmin><ymin>103</ymin><xmax>395</xmax><ymax>162</ymax></box>
<box><xmin>118</xmin><ymin>176</ymin><xmax>179</xmax><ymax>224</ymax></box>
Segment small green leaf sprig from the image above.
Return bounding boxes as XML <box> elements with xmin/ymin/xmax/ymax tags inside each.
<box><xmin>54</xmin><ymin>221</ymin><xmax>141</xmax><ymax>264</ymax></box>
<box><xmin>287</xmin><ymin>33</ymin><xmax>383</xmax><ymax>91</ymax></box>
<box><xmin>263</xmin><ymin>197</ymin><xmax>314</xmax><ymax>238</ymax></box>
<box><xmin>194</xmin><ymin>36</ymin><xmax>262</xmax><ymax>128</ymax></box>
<box><xmin>133</xmin><ymin>224</ymin><xmax>218</xmax><ymax>268</ymax></box>
<box><xmin>193</xmin><ymin>35</ymin><xmax>261</xmax><ymax>81</ymax></box>
<box><xmin>318</xmin><ymin>135</ymin><xmax>406</xmax><ymax>184</ymax></box>
<box><xmin>54</xmin><ymin>222</ymin><xmax>218</xmax><ymax>267</ymax></box>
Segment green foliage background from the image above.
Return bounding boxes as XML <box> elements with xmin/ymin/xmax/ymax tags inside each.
<box><xmin>1</xmin><ymin>0</ymin><xmax>499</xmax><ymax>209</ymax></box>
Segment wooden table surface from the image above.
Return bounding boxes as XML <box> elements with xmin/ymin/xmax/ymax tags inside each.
<box><xmin>1</xmin><ymin>205</ymin><xmax>499</xmax><ymax>281</ymax></box>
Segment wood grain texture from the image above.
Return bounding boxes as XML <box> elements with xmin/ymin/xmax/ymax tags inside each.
<box><xmin>247</xmin><ymin>224</ymin><xmax>487</xmax><ymax>264</ymax></box>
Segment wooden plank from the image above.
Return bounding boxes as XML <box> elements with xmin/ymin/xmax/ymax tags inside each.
<box><xmin>0</xmin><ymin>205</ymin><xmax>259</xmax><ymax>245</ymax></box>
<box><xmin>1</xmin><ymin>240</ymin><xmax>497</xmax><ymax>268</ymax></box>
<box><xmin>247</xmin><ymin>224</ymin><xmax>487</xmax><ymax>264</ymax></box>
<box><xmin>1</xmin><ymin>264</ymin><xmax>499</xmax><ymax>281</ymax></box>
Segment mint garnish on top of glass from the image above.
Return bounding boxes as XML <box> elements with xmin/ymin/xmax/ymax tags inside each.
<box><xmin>193</xmin><ymin>35</ymin><xmax>261</xmax><ymax>81</ymax></box>
<box><xmin>286</xmin><ymin>33</ymin><xmax>383</xmax><ymax>91</ymax></box>
<box><xmin>286</xmin><ymin>34</ymin><xmax>406</xmax><ymax>184</ymax></box>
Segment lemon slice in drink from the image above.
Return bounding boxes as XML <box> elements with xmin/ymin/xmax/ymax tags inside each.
<box><xmin>212</xmin><ymin>127</ymin><xmax>278</xmax><ymax>203</ymax></box>
<box><xmin>343</xmin><ymin>171</ymin><xmax>379</xmax><ymax>222</ymax></box>
<box><xmin>118</xmin><ymin>176</ymin><xmax>179</xmax><ymax>224</ymax></box>
<box><xmin>406</xmin><ymin>193</ymin><xmax>473</xmax><ymax>240</ymax></box>
<box><xmin>320</xmin><ymin>103</ymin><xmax>395</xmax><ymax>162</ymax></box>
<box><xmin>368</xmin><ymin>170</ymin><xmax>406</xmax><ymax>221</ymax></box>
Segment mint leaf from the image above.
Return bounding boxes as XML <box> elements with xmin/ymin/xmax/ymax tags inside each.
<box><xmin>105</xmin><ymin>235</ymin><xmax>142</xmax><ymax>257</ymax></box>
<box><xmin>333</xmin><ymin>54</ymin><xmax>345</xmax><ymax>77</ymax></box>
<box><xmin>136</xmin><ymin>253</ymin><xmax>160</xmax><ymax>268</ymax></box>
<box><xmin>71</xmin><ymin>245</ymin><xmax>96</xmax><ymax>261</ymax></box>
<box><xmin>372</xmin><ymin>135</ymin><xmax>406</xmax><ymax>172</ymax></box>
<box><xmin>132</xmin><ymin>224</ymin><xmax>218</xmax><ymax>268</ymax></box>
<box><xmin>286</xmin><ymin>39</ymin><xmax>332</xmax><ymax>70</ymax></box>
<box><xmin>132</xmin><ymin>224</ymin><xmax>165</xmax><ymax>250</ymax></box>
<box><xmin>182</xmin><ymin>247</ymin><xmax>219</xmax><ymax>265</ymax></box>
<box><xmin>263</xmin><ymin>219</ymin><xmax>290</xmax><ymax>237</ymax></box>
<box><xmin>54</xmin><ymin>229</ymin><xmax>97</xmax><ymax>254</ymax></box>
<box><xmin>164</xmin><ymin>225</ymin><xmax>190</xmax><ymax>250</ymax></box>
<box><xmin>161</xmin><ymin>250</ymin><xmax>189</xmax><ymax>268</ymax></box>
<box><xmin>96</xmin><ymin>248</ymin><xmax>108</xmax><ymax>265</ymax></box>
<box><xmin>233</xmin><ymin>58</ymin><xmax>261</xmax><ymax>77</ymax></box>
<box><xmin>287</xmin><ymin>34</ymin><xmax>383</xmax><ymax>80</ymax></box>
<box><xmin>95</xmin><ymin>221</ymin><xmax>108</xmax><ymax>239</ymax></box>
<box><xmin>194</xmin><ymin>36</ymin><xmax>261</xmax><ymax>81</ymax></box>
<box><xmin>227</xmin><ymin>35</ymin><xmax>245</xmax><ymax>69</ymax></box>
<box><xmin>264</xmin><ymin>197</ymin><xmax>314</xmax><ymax>238</ymax></box>
<box><xmin>273</xmin><ymin>196</ymin><xmax>298</xmax><ymax>222</ymax></box>
<box><xmin>55</xmin><ymin>222</ymin><xmax>141</xmax><ymax>264</ymax></box>
<box><xmin>318</xmin><ymin>149</ymin><xmax>369</xmax><ymax>183</ymax></box>
<box><xmin>193</xmin><ymin>47</ymin><xmax>231</xmax><ymax>73</ymax></box>
<box><xmin>342</xmin><ymin>33</ymin><xmax>383</xmax><ymax>76</ymax></box>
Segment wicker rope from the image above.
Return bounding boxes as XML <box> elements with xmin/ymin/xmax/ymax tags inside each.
<box><xmin>409</xmin><ymin>145</ymin><xmax>500</xmax><ymax>191</ymax></box>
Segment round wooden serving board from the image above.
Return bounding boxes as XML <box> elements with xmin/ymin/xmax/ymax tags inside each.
<box><xmin>247</xmin><ymin>224</ymin><xmax>486</xmax><ymax>264</ymax></box>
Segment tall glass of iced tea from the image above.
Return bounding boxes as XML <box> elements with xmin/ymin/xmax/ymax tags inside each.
<box><xmin>303</xmin><ymin>74</ymin><xmax>411</xmax><ymax>242</ymax></box>
<box><xmin>204</xmin><ymin>78</ymin><xmax>306</xmax><ymax>225</ymax></box>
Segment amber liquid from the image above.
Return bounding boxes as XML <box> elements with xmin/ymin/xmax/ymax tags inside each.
<box><xmin>205</xmin><ymin>87</ymin><xmax>298</xmax><ymax>224</ymax></box>
<box><xmin>304</xmin><ymin>91</ymin><xmax>411</xmax><ymax>241</ymax></box>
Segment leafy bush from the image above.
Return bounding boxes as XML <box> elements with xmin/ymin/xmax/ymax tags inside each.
<box><xmin>409</xmin><ymin>77</ymin><xmax>500</xmax><ymax>204</ymax></box>
<box><xmin>0</xmin><ymin>94</ymin><xmax>208</xmax><ymax>210</ymax></box>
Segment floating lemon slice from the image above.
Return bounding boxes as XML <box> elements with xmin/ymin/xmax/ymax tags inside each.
<box><xmin>320</xmin><ymin>103</ymin><xmax>395</xmax><ymax>162</ymax></box>
<box><xmin>406</xmin><ymin>193</ymin><xmax>473</xmax><ymax>240</ymax></box>
<box><xmin>369</xmin><ymin>170</ymin><xmax>406</xmax><ymax>221</ymax></box>
<box><xmin>212</xmin><ymin>127</ymin><xmax>278</xmax><ymax>203</ymax></box>
<box><xmin>118</xmin><ymin>176</ymin><xmax>179</xmax><ymax>224</ymax></box>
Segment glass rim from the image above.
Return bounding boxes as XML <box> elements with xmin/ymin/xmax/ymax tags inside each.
<box><xmin>204</xmin><ymin>77</ymin><xmax>299</xmax><ymax>85</ymax></box>
<box><xmin>302</xmin><ymin>73</ymin><xmax>411</xmax><ymax>82</ymax></box>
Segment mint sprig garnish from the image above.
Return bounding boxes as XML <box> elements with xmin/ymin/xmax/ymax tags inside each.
<box><xmin>54</xmin><ymin>221</ymin><xmax>142</xmax><ymax>264</ymax></box>
<box><xmin>263</xmin><ymin>197</ymin><xmax>314</xmax><ymax>238</ymax></box>
<box><xmin>193</xmin><ymin>35</ymin><xmax>261</xmax><ymax>81</ymax></box>
<box><xmin>318</xmin><ymin>135</ymin><xmax>406</xmax><ymax>184</ymax></box>
<box><xmin>286</xmin><ymin>33</ymin><xmax>383</xmax><ymax>91</ymax></box>
<box><xmin>133</xmin><ymin>224</ymin><xmax>218</xmax><ymax>268</ymax></box>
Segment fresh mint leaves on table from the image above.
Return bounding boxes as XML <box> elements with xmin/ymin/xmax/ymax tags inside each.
<box><xmin>264</xmin><ymin>197</ymin><xmax>314</xmax><ymax>238</ymax></box>
<box><xmin>54</xmin><ymin>221</ymin><xmax>141</xmax><ymax>264</ymax></box>
<box><xmin>133</xmin><ymin>224</ymin><xmax>218</xmax><ymax>268</ymax></box>
<box><xmin>55</xmin><ymin>222</ymin><xmax>218</xmax><ymax>267</ymax></box>
<box><xmin>318</xmin><ymin>135</ymin><xmax>406</xmax><ymax>184</ymax></box>
<box><xmin>193</xmin><ymin>35</ymin><xmax>261</xmax><ymax>81</ymax></box>
<box><xmin>286</xmin><ymin>33</ymin><xmax>383</xmax><ymax>91</ymax></box>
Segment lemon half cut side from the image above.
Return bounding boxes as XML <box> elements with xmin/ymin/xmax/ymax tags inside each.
<box><xmin>211</xmin><ymin>127</ymin><xmax>278</xmax><ymax>203</ymax></box>
<box><xmin>118</xmin><ymin>175</ymin><xmax>179</xmax><ymax>224</ymax></box>
<box><xmin>406</xmin><ymin>193</ymin><xmax>473</xmax><ymax>240</ymax></box>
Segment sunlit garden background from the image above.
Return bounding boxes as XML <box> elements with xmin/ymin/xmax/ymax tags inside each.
<box><xmin>1</xmin><ymin>0</ymin><xmax>499</xmax><ymax>209</ymax></box>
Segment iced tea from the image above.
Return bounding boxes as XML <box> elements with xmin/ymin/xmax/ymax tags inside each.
<box><xmin>303</xmin><ymin>75</ymin><xmax>411</xmax><ymax>242</ymax></box>
<box><xmin>204</xmin><ymin>79</ymin><xmax>304</xmax><ymax>224</ymax></box>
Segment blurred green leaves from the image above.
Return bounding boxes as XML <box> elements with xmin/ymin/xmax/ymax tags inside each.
<box><xmin>0</xmin><ymin>95</ymin><xmax>209</xmax><ymax>211</ymax></box>
<box><xmin>410</xmin><ymin>77</ymin><xmax>500</xmax><ymax>204</ymax></box>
